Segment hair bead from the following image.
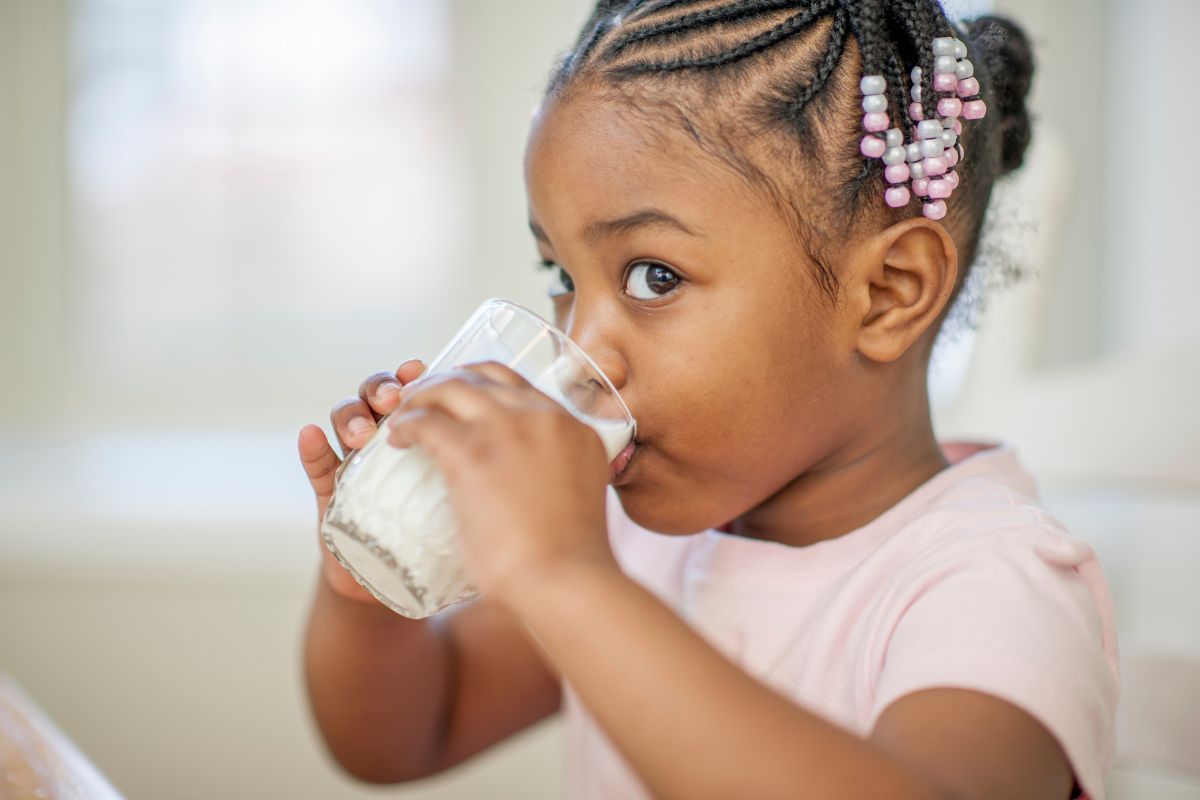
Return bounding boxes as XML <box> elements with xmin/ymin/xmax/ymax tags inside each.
<box><xmin>863</xmin><ymin>94</ymin><xmax>888</xmax><ymax>113</ymax></box>
<box><xmin>937</xmin><ymin>97</ymin><xmax>963</xmax><ymax>118</ymax></box>
<box><xmin>919</xmin><ymin>137</ymin><xmax>944</xmax><ymax>158</ymax></box>
<box><xmin>955</xmin><ymin>77</ymin><xmax>981</xmax><ymax>98</ymax></box>
<box><xmin>884</xmin><ymin>163</ymin><xmax>910</xmax><ymax>184</ymax></box>
<box><xmin>848</xmin><ymin>25</ymin><xmax>989</xmax><ymax>218</ymax></box>
<box><xmin>933</xmin><ymin>72</ymin><xmax>958</xmax><ymax>93</ymax></box>
<box><xmin>860</xmin><ymin>74</ymin><xmax>887</xmax><ymax>95</ymax></box>
<box><xmin>962</xmin><ymin>99</ymin><xmax>987</xmax><ymax>120</ymax></box>
<box><xmin>860</xmin><ymin>134</ymin><xmax>887</xmax><ymax>158</ymax></box>
<box><xmin>922</xmin><ymin>199</ymin><xmax>948</xmax><ymax>220</ymax></box>
<box><xmin>884</xmin><ymin>186</ymin><xmax>911</xmax><ymax>208</ymax></box>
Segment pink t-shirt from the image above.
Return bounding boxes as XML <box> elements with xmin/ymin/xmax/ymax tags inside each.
<box><xmin>563</xmin><ymin>440</ymin><xmax>1120</xmax><ymax>799</ymax></box>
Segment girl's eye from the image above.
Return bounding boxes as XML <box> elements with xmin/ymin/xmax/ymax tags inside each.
<box><xmin>534</xmin><ymin>258</ymin><xmax>683</xmax><ymax>301</ymax></box>
<box><xmin>624</xmin><ymin>261</ymin><xmax>681</xmax><ymax>301</ymax></box>
<box><xmin>536</xmin><ymin>259</ymin><xmax>574</xmax><ymax>298</ymax></box>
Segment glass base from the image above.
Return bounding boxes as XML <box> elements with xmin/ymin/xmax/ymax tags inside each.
<box><xmin>323</xmin><ymin>520</ymin><xmax>437</xmax><ymax>619</ymax></box>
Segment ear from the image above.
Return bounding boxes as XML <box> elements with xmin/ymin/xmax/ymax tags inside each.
<box><xmin>849</xmin><ymin>217</ymin><xmax>959</xmax><ymax>363</ymax></box>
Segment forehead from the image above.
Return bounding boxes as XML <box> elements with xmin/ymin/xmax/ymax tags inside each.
<box><xmin>523</xmin><ymin>93</ymin><xmax>770</xmax><ymax>240</ymax></box>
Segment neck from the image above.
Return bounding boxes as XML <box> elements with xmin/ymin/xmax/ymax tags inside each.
<box><xmin>725</xmin><ymin>384</ymin><xmax>949</xmax><ymax>549</ymax></box>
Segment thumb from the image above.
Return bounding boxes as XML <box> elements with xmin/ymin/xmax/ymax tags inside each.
<box><xmin>298</xmin><ymin>424</ymin><xmax>341</xmax><ymax>518</ymax></box>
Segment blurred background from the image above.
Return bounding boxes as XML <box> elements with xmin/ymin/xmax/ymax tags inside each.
<box><xmin>1</xmin><ymin>0</ymin><xmax>1197</xmax><ymax>798</ymax></box>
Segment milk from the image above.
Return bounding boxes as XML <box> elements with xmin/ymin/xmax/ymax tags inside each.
<box><xmin>321</xmin><ymin>405</ymin><xmax>634</xmax><ymax>618</ymax></box>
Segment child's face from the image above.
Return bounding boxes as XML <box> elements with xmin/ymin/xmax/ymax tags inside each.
<box><xmin>524</xmin><ymin>94</ymin><xmax>868</xmax><ymax>535</ymax></box>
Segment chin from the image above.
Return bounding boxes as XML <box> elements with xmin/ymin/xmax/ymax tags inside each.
<box><xmin>612</xmin><ymin>483</ymin><xmax>714</xmax><ymax>535</ymax></box>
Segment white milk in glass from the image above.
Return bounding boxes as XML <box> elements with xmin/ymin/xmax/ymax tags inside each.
<box><xmin>321</xmin><ymin>404</ymin><xmax>633</xmax><ymax>618</ymax></box>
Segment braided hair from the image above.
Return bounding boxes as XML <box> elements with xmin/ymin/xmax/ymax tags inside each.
<box><xmin>542</xmin><ymin>0</ymin><xmax>1034</xmax><ymax>323</ymax></box>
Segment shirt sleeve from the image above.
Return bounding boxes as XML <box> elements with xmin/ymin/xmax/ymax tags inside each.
<box><xmin>868</xmin><ymin>524</ymin><xmax>1120</xmax><ymax>800</ymax></box>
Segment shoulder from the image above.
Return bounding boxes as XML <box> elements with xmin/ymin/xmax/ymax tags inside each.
<box><xmin>883</xmin><ymin>442</ymin><xmax>1098</xmax><ymax>573</ymax></box>
<box><xmin>866</xmin><ymin>448</ymin><xmax>1120</xmax><ymax>799</ymax></box>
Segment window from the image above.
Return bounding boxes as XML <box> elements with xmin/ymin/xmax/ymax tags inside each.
<box><xmin>68</xmin><ymin>0</ymin><xmax>467</xmax><ymax>399</ymax></box>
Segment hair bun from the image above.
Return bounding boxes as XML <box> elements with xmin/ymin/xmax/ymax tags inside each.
<box><xmin>965</xmin><ymin>14</ymin><xmax>1035</xmax><ymax>175</ymax></box>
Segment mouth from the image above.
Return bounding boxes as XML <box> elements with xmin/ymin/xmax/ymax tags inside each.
<box><xmin>609</xmin><ymin>439</ymin><xmax>640</xmax><ymax>484</ymax></box>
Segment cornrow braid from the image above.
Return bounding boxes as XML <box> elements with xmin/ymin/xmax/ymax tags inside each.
<box><xmin>783</xmin><ymin>6</ymin><xmax>846</xmax><ymax>121</ymax></box>
<box><xmin>610</xmin><ymin>3</ymin><xmax>833</xmax><ymax>74</ymax></box>
<box><xmin>543</xmin><ymin>0</ymin><xmax>1035</xmax><ymax>325</ymax></box>
<box><xmin>605</xmin><ymin>0</ymin><xmax>806</xmax><ymax>60</ymax></box>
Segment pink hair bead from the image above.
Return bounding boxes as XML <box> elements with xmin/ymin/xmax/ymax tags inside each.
<box><xmin>908</xmin><ymin>102</ymin><xmax>924</xmax><ymax>121</ymax></box>
<box><xmin>953</xmin><ymin>119</ymin><xmax>963</xmax><ymax>135</ymax></box>
<box><xmin>885</xmin><ymin>186</ymin><xmax>911</xmax><ymax>208</ymax></box>
<box><xmin>912</xmin><ymin>177</ymin><xmax>930</xmax><ymax>196</ymax></box>
<box><xmin>956</xmin><ymin>77</ymin><xmax>981</xmax><ymax>98</ymax></box>
<box><xmin>937</xmin><ymin>97</ymin><xmax>962</xmax><ymax>118</ymax></box>
<box><xmin>863</xmin><ymin>112</ymin><xmax>890</xmax><ymax>132</ymax></box>
<box><xmin>923</xmin><ymin>199</ymin><xmax>948</xmax><ymax>220</ymax></box>
<box><xmin>933</xmin><ymin>72</ymin><xmax>958</xmax><ymax>93</ymax></box>
<box><xmin>860</xmin><ymin>135</ymin><xmax>887</xmax><ymax>158</ymax></box>
<box><xmin>928</xmin><ymin>179</ymin><xmax>952</xmax><ymax>199</ymax></box>
<box><xmin>923</xmin><ymin>155</ymin><xmax>949</xmax><ymax>176</ymax></box>
<box><xmin>945</xmin><ymin>146</ymin><xmax>960</xmax><ymax>167</ymax></box>
<box><xmin>884</xmin><ymin>163</ymin><xmax>910</xmax><ymax>184</ymax></box>
<box><xmin>945</xmin><ymin>170</ymin><xmax>960</xmax><ymax>189</ymax></box>
<box><xmin>962</xmin><ymin>99</ymin><xmax>987</xmax><ymax>120</ymax></box>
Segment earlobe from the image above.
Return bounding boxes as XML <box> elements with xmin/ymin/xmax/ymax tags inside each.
<box><xmin>853</xmin><ymin>217</ymin><xmax>958</xmax><ymax>363</ymax></box>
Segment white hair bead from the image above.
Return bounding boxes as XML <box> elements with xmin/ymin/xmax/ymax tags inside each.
<box><xmin>882</xmin><ymin>146</ymin><xmax>907</xmax><ymax>166</ymax></box>
<box><xmin>860</xmin><ymin>75</ymin><xmax>887</xmax><ymax>95</ymax></box>
<box><xmin>910</xmin><ymin>84</ymin><xmax>923</xmax><ymax>102</ymax></box>
<box><xmin>919</xmin><ymin>137</ymin><xmax>945</xmax><ymax>158</ymax></box>
<box><xmin>906</xmin><ymin>142</ymin><xmax>922</xmax><ymax>162</ymax></box>
<box><xmin>934</xmin><ymin>55</ymin><xmax>957</xmax><ymax>75</ymax></box>
<box><xmin>953</xmin><ymin>38</ymin><xmax>968</xmax><ymax>59</ymax></box>
<box><xmin>909</xmin><ymin>160</ymin><xmax>926</xmax><ymax>180</ymax></box>
<box><xmin>911</xmin><ymin>66</ymin><xmax>922</xmax><ymax>83</ymax></box>
<box><xmin>917</xmin><ymin>119</ymin><xmax>943</xmax><ymax>140</ymax></box>
<box><xmin>932</xmin><ymin>37</ymin><xmax>957</xmax><ymax>57</ymax></box>
<box><xmin>885</xmin><ymin>128</ymin><xmax>903</xmax><ymax>149</ymax></box>
<box><xmin>955</xmin><ymin>59</ymin><xmax>974</xmax><ymax>80</ymax></box>
<box><xmin>862</xmin><ymin>94</ymin><xmax>888</xmax><ymax>113</ymax></box>
<box><xmin>941</xmin><ymin>130</ymin><xmax>958</xmax><ymax>149</ymax></box>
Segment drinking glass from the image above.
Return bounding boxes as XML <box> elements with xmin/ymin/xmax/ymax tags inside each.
<box><xmin>321</xmin><ymin>298</ymin><xmax>636</xmax><ymax>618</ymax></box>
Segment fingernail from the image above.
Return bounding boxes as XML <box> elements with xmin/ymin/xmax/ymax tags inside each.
<box><xmin>348</xmin><ymin>417</ymin><xmax>372</xmax><ymax>437</ymax></box>
<box><xmin>376</xmin><ymin>382</ymin><xmax>400</xmax><ymax>402</ymax></box>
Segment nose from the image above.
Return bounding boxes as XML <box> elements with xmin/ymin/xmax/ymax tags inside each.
<box><xmin>561</xmin><ymin>304</ymin><xmax>627</xmax><ymax>393</ymax></box>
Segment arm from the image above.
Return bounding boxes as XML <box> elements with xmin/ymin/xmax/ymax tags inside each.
<box><xmin>504</xmin><ymin>557</ymin><xmax>1073</xmax><ymax>800</ymax></box>
<box><xmin>303</xmin><ymin>578</ymin><xmax>562</xmax><ymax>783</ymax></box>
<box><xmin>299</xmin><ymin>360</ymin><xmax>562</xmax><ymax>785</ymax></box>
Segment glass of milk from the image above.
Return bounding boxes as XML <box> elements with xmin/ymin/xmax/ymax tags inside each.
<box><xmin>320</xmin><ymin>298</ymin><xmax>636</xmax><ymax>618</ymax></box>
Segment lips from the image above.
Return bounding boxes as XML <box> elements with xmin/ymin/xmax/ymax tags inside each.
<box><xmin>609</xmin><ymin>439</ymin><xmax>638</xmax><ymax>483</ymax></box>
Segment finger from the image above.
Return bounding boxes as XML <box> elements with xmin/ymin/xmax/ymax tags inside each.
<box><xmin>357</xmin><ymin>371</ymin><xmax>405</xmax><ymax>419</ymax></box>
<box><xmin>298</xmin><ymin>424</ymin><xmax>341</xmax><ymax>511</ymax></box>
<box><xmin>396</xmin><ymin>359</ymin><xmax>427</xmax><ymax>384</ymax></box>
<box><xmin>455</xmin><ymin>360</ymin><xmax>533</xmax><ymax>390</ymax></box>
<box><xmin>330</xmin><ymin>396</ymin><xmax>380</xmax><ymax>458</ymax></box>
<box><xmin>396</xmin><ymin>372</ymin><xmax>532</xmax><ymax>424</ymax></box>
<box><xmin>387</xmin><ymin>407</ymin><xmax>469</xmax><ymax>479</ymax></box>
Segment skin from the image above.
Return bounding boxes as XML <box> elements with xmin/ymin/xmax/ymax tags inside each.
<box><xmin>298</xmin><ymin>88</ymin><xmax>1077</xmax><ymax>798</ymax></box>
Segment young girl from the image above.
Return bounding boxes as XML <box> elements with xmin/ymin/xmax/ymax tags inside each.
<box><xmin>298</xmin><ymin>2</ymin><xmax>1119</xmax><ymax>798</ymax></box>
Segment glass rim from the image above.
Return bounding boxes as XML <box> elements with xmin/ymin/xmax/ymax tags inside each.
<box><xmin>474</xmin><ymin>297</ymin><xmax>636</xmax><ymax>433</ymax></box>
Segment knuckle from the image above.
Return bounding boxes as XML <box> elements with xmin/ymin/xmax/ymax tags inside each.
<box><xmin>359</xmin><ymin>371</ymin><xmax>399</xmax><ymax>399</ymax></box>
<box><xmin>330</xmin><ymin>396</ymin><xmax>366</xmax><ymax>423</ymax></box>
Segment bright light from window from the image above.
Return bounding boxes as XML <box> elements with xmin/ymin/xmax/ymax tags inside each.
<box><xmin>69</xmin><ymin>0</ymin><xmax>466</xmax><ymax>367</ymax></box>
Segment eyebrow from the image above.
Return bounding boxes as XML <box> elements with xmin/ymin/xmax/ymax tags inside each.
<box><xmin>529</xmin><ymin>209</ymin><xmax>700</xmax><ymax>247</ymax></box>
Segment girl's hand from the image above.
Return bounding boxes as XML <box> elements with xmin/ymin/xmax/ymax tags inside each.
<box><xmin>386</xmin><ymin>361</ymin><xmax>619</xmax><ymax>612</ymax></box>
<box><xmin>298</xmin><ymin>358</ymin><xmax>427</xmax><ymax>603</ymax></box>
